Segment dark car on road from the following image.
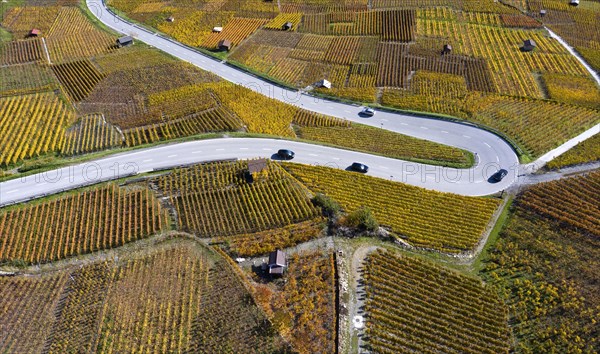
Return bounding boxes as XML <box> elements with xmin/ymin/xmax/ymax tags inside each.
<box><xmin>359</xmin><ymin>107</ymin><xmax>375</xmax><ymax>117</ymax></box>
<box><xmin>277</xmin><ymin>149</ymin><xmax>295</xmax><ymax>160</ymax></box>
<box><xmin>350</xmin><ymin>162</ymin><xmax>369</xmax><ymax>173</ymax></box>
<box><xmin>489</xmin><ymin>168</ymin><xmax>508</xmax><ymax>183</ymax></box>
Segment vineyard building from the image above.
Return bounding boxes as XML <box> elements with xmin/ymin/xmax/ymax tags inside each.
<box><xmin>442</xmin><ymin>44</ymin><xmax>452</xmax><ymax>55</ymax></box>
<box><xmin>166</xmin><ymin>16</ymin><xmax>174</xmax><ymax>22</ymax></box>
<box><xmin>268</xmin><ymin>250</ymin><xmax>286</xmax><ymax>275</ymax></box>
<box><xmin>316</xmin><ymin>79</ymin><xmax>332</xmax><ymax>89</ymax></box>
<box><xmin>282</xmin><ymin>22</ymin><xmax>293</xmax><ymax>30</ymax></box>
<box><xmin>116</xmin><ymin>36</ymin><xmax>134</xmax><ymax>47</ymax></box>
<box><xmin>522</xmin><ymin>39</ymin><xmax>537</xmax><ymax>52</ymax></box>
<box><xmin>28</xmin><ymin>29</ymin><xmax>40</xmax><ymax>37</ymax></box>
<box><xmin>218</xmin><ymin>39</ymin><xmax>232</xmax><ymax>51</ymax></box>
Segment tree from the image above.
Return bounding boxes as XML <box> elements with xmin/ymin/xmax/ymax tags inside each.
<box><xmin>344</xmin><ymin>207</ymin><xmax>379</xmax><ymax>232</ymax></box>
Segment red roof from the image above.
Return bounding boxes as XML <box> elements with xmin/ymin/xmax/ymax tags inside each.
<box><xmin>30</xmin><ymin>29</ymin><xmax>41</xmax><ymax>35</ymax></box>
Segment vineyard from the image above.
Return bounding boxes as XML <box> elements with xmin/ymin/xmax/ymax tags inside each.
<box><xmin>483</xmin><ymin>173</ymin><xmax>600</xmax><ymax>352</ymax></box>
<box><xmin>0</xmin><ymin>63</ymin><xmax>57</xmax><ymax>96</ymax></box>
<box><xmin>518</xmin><ymin>171</ymin><xmax>600</xmax><ymax>237</ymax></box>
<box><xmin>219</xmin><ymin>218</ymin><xmax>324</xmax><ymax>257</ymax></box>
<box><xmin>254</xmin><ymin>251</ymin><xmax>336</xmax><ymax>353</ymax></box>
<box><xmin>284</xmin><ymin>164</ymin><xmax>501</xmax><ymax>253</ymax></box>
<box><xmin>545</xmin><ymin>134</ymin><xmax>600</xmax><ymax>169</ymax></box>
<box><xmin>0</xmin><ymin>272</ymin><xmax>68</xmax><ymax>353</ymax></box>
<box><xmin>151</xmin><ymin>160</ymin><xmax>320</xmax><ymax>237</ymax></box>
<box><xmin>543</xmin><ymin>73</ymin><xmax>600</xmax><ymax>109</ymax></box>
<box><xmin>0</xmin><ymin>184</ymin><xmax>169</xmax><ymax>264</ymax></box>
<box><xmin>60</xmin><ymin>114</ymin><xmax>123</xmax><ymax>155</ymax></box>
<box><xmin>51</xmin><ymin>59</ymin><xmax>105</xmax><ymax>101</ymax></box>
<box><xmin>0</xmin><ymin>38</ymin><xmax>45</xmax><ymax>65</ymax></box>
<box><xmin>0</xmin><ymin>92</ymin><xmax>75</xmax><ymax>166</ymax></box>
<box><xmin>201</xmin><ymin>18</ymin><xmax>269</xmax><ymax>49</ymax></box>
<box><xmin>0</xmin><ymin>239</ymin><xmax>288</xmax><ymax>353</ymax></box>
<box><xmin>364</xmin><ymin>250</ymin><xmax>510</xmax><ymax>353</ymax></box>
<box><xmin>295</xmin><ymin>122</ymin><xmax>472</xmax><ymax>167</ymax></box>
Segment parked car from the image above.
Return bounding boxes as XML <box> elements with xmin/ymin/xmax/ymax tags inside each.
<box><xmin>489</xmin><ymin>168</ymin><xmax>508</xmax><ymax>183</ymax></box>
<box><xmin>359</xmin><ymin>107</ymin><xmax>375</xmax><ymax>117</ymax></box>
<box><xmin>350</xmin><ymin>162</ymin><xmax>369</xmax><ymax>173</ymax></box>
<box><xmin>277</xmin><ymin>149</ymin><xmax>295</xmax><ymax>160</ymax></box>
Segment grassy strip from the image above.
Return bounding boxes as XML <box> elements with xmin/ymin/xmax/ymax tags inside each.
<box><xmin>471</xmin><ymin>195</ymin><xmax>514</xmax><ymax>272</ymax></box>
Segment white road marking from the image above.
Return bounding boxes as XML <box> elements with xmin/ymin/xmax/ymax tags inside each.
<box><xmin>239</xmin><ymin>148</ymin><xmax>248</xmax><ymax>150</ymax></box>
<box><xmin>216</xmin><ymin>148</ymin><xmax>225</xmax><ymax>151</ymax></box>
<box><xmin>38</xmin><ymin>182</ymin><xmax>47</xmax><ymax>186</ymax></box>
<box><xmin>6</xmin><ymin>190</ymin><xmax>18</xmax><ymax>194</ymax></box>
<box><xmin>332</xmin><ymin>157</ymin><xmax>340</xmax><ymax>160</ymax></box>
<box><xmin>344</xmin><ymin>110</ymin><xmax>352</xmax><ymax>113</ymax></box>
<box><xmin>484</xmin><ymin>142</ymin><xmax>491</xmax><ymax>148</ymax></box>
<box><xmin>400</xmin><ymin>123</ymin><xmax>408</xmax><ymax>126</ymax></box>
<box><xmin>192</xmin><ymin>151</ymin><xmax>203</xmax><ymax>154</ymax></box>
<box><xmin>309</xmin><ymin>153</ymin><xmax>318</xmax><ymax>157</ymax></box>
<box><xmin>463</xmin><ymin>135</ymin><xmax>470</xmax><ymax>138</ymax></box>
<box><xmin>496</xmin><ymin>156</ymin><xmax>500</xmax><ymax>162</ymax></box>
<box><xmin>421</xmin><ymin>126</ymin><xmax>429</xmax><ymax>130</ymax></box>
<box><xmin>167</xmin><ymin>155</ymin><xmax>177</xmax><ymax>158</ymax></box>
<box><xmin>381</xmin><ymin>119</ymin><xmax>388</xmax><ymax>122</ymax></box>
<box><xmin>441</xmin><ymin>130</ymin><xmax>449</xmax><ymax>134</ymax></box>
<box><xmin>379</xmin><ymin>166</ymin><xmax>389</xmax><ymax>170</ymax></box>
<box><xmin>262</xmin><ymin>148</ymin><xmax>272</xmax><ymax>151</ymax></box>
<box><xmin>143</xmin><ymin>159</ymin><xmax>153</xmax><ymax>162</ymax></box>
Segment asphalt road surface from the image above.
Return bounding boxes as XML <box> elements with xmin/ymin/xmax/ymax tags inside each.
<box><xmin>0</xmin><ymin>0</ymin><xmax>530</xmax><ymax>205</ymax></box>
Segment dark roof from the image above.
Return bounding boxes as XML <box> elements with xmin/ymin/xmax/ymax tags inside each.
<box><xmin>523</xmin><ymin>39</ymin><xmax>537</xmax><ymax>47</ymax></box>
<box><xmin>443</xmin><ymin>44</ymin><xmax>452</xmax><ymax>50</ymax></box>
<box><xmin>248</xmin><ymin>159</ymin><xmax>267</xmax><ymax>174</ymax></box>
<box><xmin>117</xmin><ymin>36</ymin><xmax>133</xmax><ymax>45</ymax></box>
<box><xmin>268</xmin><ymin>250</ymin><xmax>286</xmax><ymax>267</ymax></box>
<box><xmin>218</xmin><ymin>39</ymin><xmax>232</xmax><ymax>48</ymax></box>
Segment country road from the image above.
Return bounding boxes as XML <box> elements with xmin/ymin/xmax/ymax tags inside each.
<box><xmin>0</xmin><ymin>0</ymin><xmax>598</xmax><ymax>206</ymax></box>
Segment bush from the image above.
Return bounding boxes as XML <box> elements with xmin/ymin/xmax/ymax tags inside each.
<box><xmin>344</xmin><ymin>207</ymin><xmax>379</xmax><ymax>232</ymax></box>
<box><xmin>311</xmin><ymin>193</ymin><xmax>340</xmax><ymax>217</ymax></box>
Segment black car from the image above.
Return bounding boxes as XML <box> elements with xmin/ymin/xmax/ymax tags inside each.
<box><xmin>359</xmin><ymin>107</ymin><xmax>375</xmax><ymax>117</ymax></box>
<box><xmin>277</xmin><ymin>149</ymin><xmax>295</xmax><ymax>160</ymax></box>
<box><xmin>350</xmin><ymin>162</ymin><xmax>369</xmax><ymax>173</ymax></box>
<box><xmin>490</xmin><ymin>168</ymin><xmax>508</xmax><ymax>183</ymax></box>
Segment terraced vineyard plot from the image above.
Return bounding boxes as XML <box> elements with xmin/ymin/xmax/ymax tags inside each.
<box><xmin>255</xmin><ymin>251</ymin><xmax>336</xmax><ymax>353</ymax></box>
<box><xmin>364</xmin><ymin>250</ymin><xmax>510</xmax><ymax>353</ymax></box>
<box><xmin>296</xmin><ymin>123</ymin><xmax>471</xmax><ymax>166</ymax></box>
<box><xmin>0</xmin><ymin>92</ymin><xmax>75</xmax><ymax>166</ymax></box>
<box><xmin>0</xmin><ymin>184</ymin><xmax>169</xmax><ymax>264</ymax></box>
<box><xmin>1</xmin><ymin>6</ymin><xmax>60</xmax><ymax>38</ymax></box>
<box><xmin>0</xmin><ymin>38</ymin><xmax>45</xmax><ymax>65</ymax></box>
<box><xmin>60</xmin><ymin>114</ymin><xmax>123</xmax><ymax>155</ymax></box>
<box><xmin>152</xmin><ymin>160</ymin><xmax>319</xmax><ymax>237</ymax></box>
<box><xmin>284</xmin><ymin>164</ymin><xmax>501</xmax><ymax>253</ymax></box>
<box><xmin>545</xmin><ymin>134</ymin><xmax>600</xmax><ymax>169</ymax></box>
<box><xmin>52</xmin><ymin>59</ymin><xmax>105</xmax><ymax>101</ymax></box>
<box><xmin>467</xmin><ymin>94</ymin><xmax>600</xmax><ymax>157</ymax></box>
<box><xmin>122</xmin><ymin>106</ymin><xmax>243</xmax><ymax>146</ymax></box>
<box><xmin>543</xmin><ymin>73</ymin><xmax>600</xmax><ymax>109</ymax></box>
<box><xmin>47</xmin><ymin>262</ymin><xmax>114</xmax><ymax>353</ymax></box>
<box><xmin>0</xmin><ymin>273</ymin><xmax>68</xmax><ymax>353</ymax></box>
<box><xmin>97</xmin><ymin>244</ymin><xmax>208</xmax><ymax>352</ymax></box>
<box><xmin>0</xmin><ymin>63</ymin><xmax>57</xmax><ymax>96</ymax></box>
<box><xmin>483</xmin><ymin>175</ymin><xmax>600</xmax><ymax>352</ymax></box>
<box><xmin>518</xmin><ymin>171</ymin><xmax>600</xmax><ymax>237</ymax></box>
<box><xmin>46</xmin><ymin>31</ymin><xmax>117</xmax><ymax>63</ymax></box>
<box><xmin>220</xmin><ymin>218</ymin><xmax>324</xmax><ymax>257</ymax></box>
<box><xmin>201</xmin><ymin>17</ymin><xmax>269</xmax><ymax>49</ymax></box>
<box><xmin>293</xmin><ymin>109</ymin><xmax>351</xmax><ymax>127</ymax></box>
<box><xmin>265</xmin><ymin>12</ymin><xmax>303</xmax><ymax>30</ymax></box>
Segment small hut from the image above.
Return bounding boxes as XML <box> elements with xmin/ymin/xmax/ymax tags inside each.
<box><xmin>267</xmin><ymin>250</ymin><xmax>286</xmax><ymax>275</ymax></box>
<box><xmin>540</xmin><ymin>9</ymin><xmax>547</xmax><ymax>17</ymax></box>
<box><xmin>28</xmin><ymin>29</ymin><xmax>40</xmax><ymax>37</ymax></box>
<box><xmin>166</xmin><ymin>16</ymin><xmax>175</xmax><ymax>22</ymax></box>
<box><xmin>218</xmin><ymin>39</ymin><xmax>232</xmax><ymax>51</ymax></box>
<box><xmin>316</xmin><ymin>79</ymin><xmax>332</xmax><ymax>89</ymax></box>
<box><xmin>442</xmin><ymin>44</ymin><xmax>452</xmax><ymax>55</ymax></box>
<box><xmin>246</xmin><ymin>158</ymin><xmax>268</xmax><ymax>183</ymax></box>
<box><xmin>282</xmin><ymin>22</ymin><xmax>293</xmax><ymax>31</ymax></box>
<box><xmin>116</xmin><ymin>36</ymin><xmax>134</xmax><ymax>47</ymax></box>
<box><xmin>212</xmin><ymin>26</ymin><xmax>223</xmax><ymax>33</ymax></box>
<box><xmin>522</xmin><ymin>39</ymin><xmax>537</xmax><ymax>52</ymax></box>
<box><xmin>569</xmin><ymin>0</ymin><xmax>579</xmax><ymax>6</ymax></box>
